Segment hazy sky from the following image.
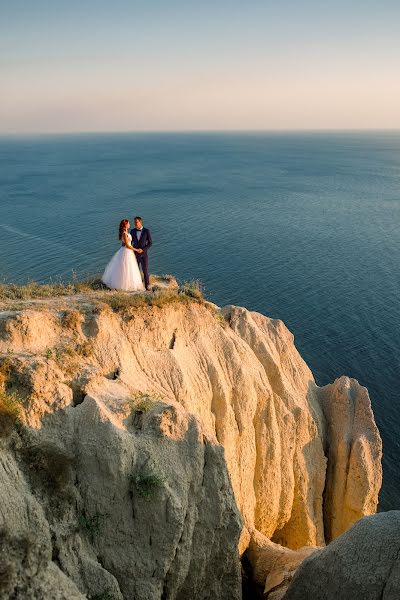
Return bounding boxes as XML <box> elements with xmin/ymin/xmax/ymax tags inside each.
<box><xmin>1</xmin><ymin>0</ymin><xmax>400</xmax><ymax>133</ymax></box>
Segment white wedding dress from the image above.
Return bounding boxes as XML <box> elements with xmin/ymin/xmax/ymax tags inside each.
<box><xmin>102</xmin><ymin>233</ymin><xmax>144</xmax><ymax>291</ymax></box>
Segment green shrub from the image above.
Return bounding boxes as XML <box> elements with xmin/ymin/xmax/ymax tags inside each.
<box><xmin>131</xmin><ymin>469</ymin><xmax>163</xmax><ymax>499</ymax></box>
<box><xmin>179</xmin><ymin>279</ymin><xmax>204</xmax><ymax>300</ymax></box>
<box><xmin>44</xmin><ymin>339</ymin><xmax>94</xmax><ymax>367</ymax></box>
<box><xmin>128</xmin><ymin>392</ymin><xmax>160</xmax><ymax>413</ymax></box>
<box><xmin>45</xmin><ymin>348</ymin><xmax>53</xmax><ymax>360</ymax></box>
<box><xmin>79</xmin><ymin>512</ymin><xmax>108</xmax><ymax>541</ymax></box>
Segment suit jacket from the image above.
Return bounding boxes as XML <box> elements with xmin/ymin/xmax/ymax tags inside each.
<box><xmin>130</xmin><ymin>227</ymin><xmax>152</xmax><ymax>255</ymax></box>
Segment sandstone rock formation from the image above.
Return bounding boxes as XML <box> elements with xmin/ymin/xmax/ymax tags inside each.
<box><xmin>319</xmin><ymin>376</ymin><xmax>383</xmax><ymax>541</ymax></box>
<box><xmin>0</xmin><ymin>293</ymin><xmax>383</xmax><ymax>598</ymax></box>
<box><xmin>282</xmin><ymin>511</ymin><xmax>400</xmax><ymax>600</ymax></box>
<box><xmin>245</xmin><ymin>529</ymin><xmax>317</xmax><ymax>600</ymax></box>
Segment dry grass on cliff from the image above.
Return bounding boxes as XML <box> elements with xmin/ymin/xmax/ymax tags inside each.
<box><xmin>101</xmin><ymin>279</ymin><xmax>204</xmax><ymax>313</ymax></box>
<box><xmin>0</xmin><ymin>275</ymin><xmax>201</xmax><ymax>311</ymax></box>
<box><xmin>0</xmin><ymin>276</ymin><xmax>106</xmax><ymax>301</ymax></box>
<box><xmin>128</xmin><ymin>392</ymin><xmax>161</xmax><ymax>413</ymax></box>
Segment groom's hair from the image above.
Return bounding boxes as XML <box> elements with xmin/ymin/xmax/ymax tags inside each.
<box><xmin>134</xmin><ymin>216</ymin><xmax>142</xmax><ymax>222</ymax></box>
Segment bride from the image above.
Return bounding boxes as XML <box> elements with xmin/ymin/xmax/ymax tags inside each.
<box><xmin>102</xmin><ymin>219</ymin><xmax>145</xmax><ymax>292</ymax></box>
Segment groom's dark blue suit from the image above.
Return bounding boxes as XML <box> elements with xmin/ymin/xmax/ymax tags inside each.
<box><xmin>130</xmin><ymin>227</ymin><xmax>152</xmax><ymax>289</ymax></box>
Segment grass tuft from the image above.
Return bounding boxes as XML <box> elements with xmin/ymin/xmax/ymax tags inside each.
<box><xmin>79</xmin><ymin>512</ymin><xmax>108</xmax><ymax>541</ymax></box>
<box><xmin>179</xmin><ymin>279</ymin><xmax>204</xmax><ymax>300</ymax></box>
<box><xmin>131</xmin><ymin>469</ymin><xmax>164</xmax><ymax>499</ymax></box>
<box><xmin>213</xmin><ymin>311</ymin><xmax>227</xmax><ymax>327</ymax></box>
<box><xmin>128</xmin><ymin>392</ymin><xmax>161</xmax><ymax>413</ymax></box>
<box><xmin>44</xmin><ymin>339</ymin><xmax>94</xmax><ymax>368</ymax></box>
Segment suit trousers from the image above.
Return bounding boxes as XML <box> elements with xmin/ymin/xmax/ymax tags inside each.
<box><xmin>136</xmin><ymin>252</ymin><xmax>149</xmax><ymax>288</ymax></box>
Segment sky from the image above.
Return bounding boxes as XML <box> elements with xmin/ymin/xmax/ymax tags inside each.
<box><xmin>1</xmin><ymin>0</ymin><xmax>400</xmax><ymax>134</ymax></box>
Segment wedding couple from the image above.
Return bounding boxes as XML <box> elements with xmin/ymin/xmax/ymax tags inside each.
<box><xmin>102</xmin><ymin>217</ymin><xmax>152</xmax><ymax>292</ymax></box>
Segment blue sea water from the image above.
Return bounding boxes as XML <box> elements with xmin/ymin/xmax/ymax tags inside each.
<box><xmin>0</xmin><ymin>131</ymin><xmax>399</xmax><ymax>510</ymax></box>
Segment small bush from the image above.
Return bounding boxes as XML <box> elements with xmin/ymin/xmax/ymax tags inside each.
<box><xmin>214</xmin><ymin>311</ymin><xmax>227</xmax><ymax>327</ymax></box>
<box><xmin>44</xmin><ymin>339</ymin><xmax>94</xmax><ymax>368</ymax></box>
<box><xmin>79</xmin><ymin>512</ymin><xmax>108</xmax><ymax>541</ymax></box>
<box><xmin>131</xmin><ymin>469</ymin><xmax>164</xmax><ymax>499</ymax></box>
<box><xmin>0</xmin><ymin>390</ymin><xmax>21</xmax><ymax>437</ymax></box>
<box><xmin>91</xmin><ymin>301</ymin><xmax>110</xmax><ymax>315</ymax></box>
<box><xmin>179</xmin><ymin>279</ymin><xmax>204</xmax><ymax>300</ymax></box>
<box><xmin>128</xmin><ymin>392</ymin><xmax>160</xmax><ymax>413</ymax></box>
<box><xmin>45</xmin><ymin>348</ymin><xmax>53</xmax><ymax>360</ymax></box>
<box><xmin>149</xmin><ymin>274</ymin><xmax>176</xmax><ymax>286</ymax></box>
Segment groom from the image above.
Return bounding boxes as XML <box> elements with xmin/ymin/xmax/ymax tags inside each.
<box><xmin>131</xmin><ymin>216</ymin><xmax>152</xmax><ymax>290</ymax></box>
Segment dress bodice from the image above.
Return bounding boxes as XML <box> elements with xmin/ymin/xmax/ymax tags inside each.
<box><xmin>122</xmin><ymin>232</ymin><xmax>132</xmax><ymax>246</ymax></box>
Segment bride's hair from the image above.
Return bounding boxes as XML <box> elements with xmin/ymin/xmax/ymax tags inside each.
<box><xmin>118</xmin><ymin>219</ymin><xmax>129</xmax><ymax>240</ymax></box>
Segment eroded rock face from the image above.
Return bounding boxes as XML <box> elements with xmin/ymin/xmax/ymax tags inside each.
<box><xmin>0</xmin><ymin>395</ymin><xmax>242</xmax><ymax>600</ymax></box>
<box><xmin>0</xmin><ymin>300</ymin><xmax>383</xmax><ymax>598</ymax></box>
<box><xmin>245</xmin><ymin>529</ymin><xmax>317</xmax><ymax>600</ymax></box>
<box><xmin>319</xmin><ymin>376</ymin><xmax>383</xmax><ymax>542</ymax></box>
<box><xmin>282</xmin><ymin>511</ymin><xmax>400</xmax><ymax>600</ymax></box>
<box><xmin>0</xmin><ymin>449</ymin><xmax>86</xmax><ymax>599</ymax></box>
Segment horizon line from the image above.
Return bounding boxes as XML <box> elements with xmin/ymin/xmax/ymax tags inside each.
<box><xmin>1</xmin><ymin>127</ymin><xmax>400</xmax><ymax>139</ymax></box>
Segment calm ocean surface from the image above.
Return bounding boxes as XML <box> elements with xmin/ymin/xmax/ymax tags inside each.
<box><xmin>0</xmin><ymin>132</ymin><xmax>399</xmax><ymax>510</ymax></box>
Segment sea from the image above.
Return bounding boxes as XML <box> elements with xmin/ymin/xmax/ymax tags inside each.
<box><xmin>0</xmin><ymin>131</ymin><xmax>399</xmax><ymax>511</ymax></box>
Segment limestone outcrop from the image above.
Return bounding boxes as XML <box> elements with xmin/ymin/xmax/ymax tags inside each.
<box><xmin>0</xmin><ymin>292</ymin><xmax>383</xmax><ymax>598</ymax></box>
<box><xmin>282</xmin><ymin>511</ymin><xmax>400</xmax><ymax>600</ymax></box>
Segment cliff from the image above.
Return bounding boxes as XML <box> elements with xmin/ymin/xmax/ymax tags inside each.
<box><xmin>0</xmin><ymin>281</ymin><xmax>382</xmax><ymax>599</ymax></box>
<box><xmin>283</xmin><ymin>511</ymin><xmax>400</xmax><ymax>600</ymax></box>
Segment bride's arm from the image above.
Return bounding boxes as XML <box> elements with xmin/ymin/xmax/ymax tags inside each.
<box><xmin>122</xmin><ymin>232</ymin><xmax>137</xmax><ymax>251</ymax></box>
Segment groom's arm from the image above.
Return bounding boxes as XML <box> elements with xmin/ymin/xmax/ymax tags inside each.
<box><xmin>145</xmin><ymin>229</ymin><xmax>152</xmax><ymax>250</ymax></box>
